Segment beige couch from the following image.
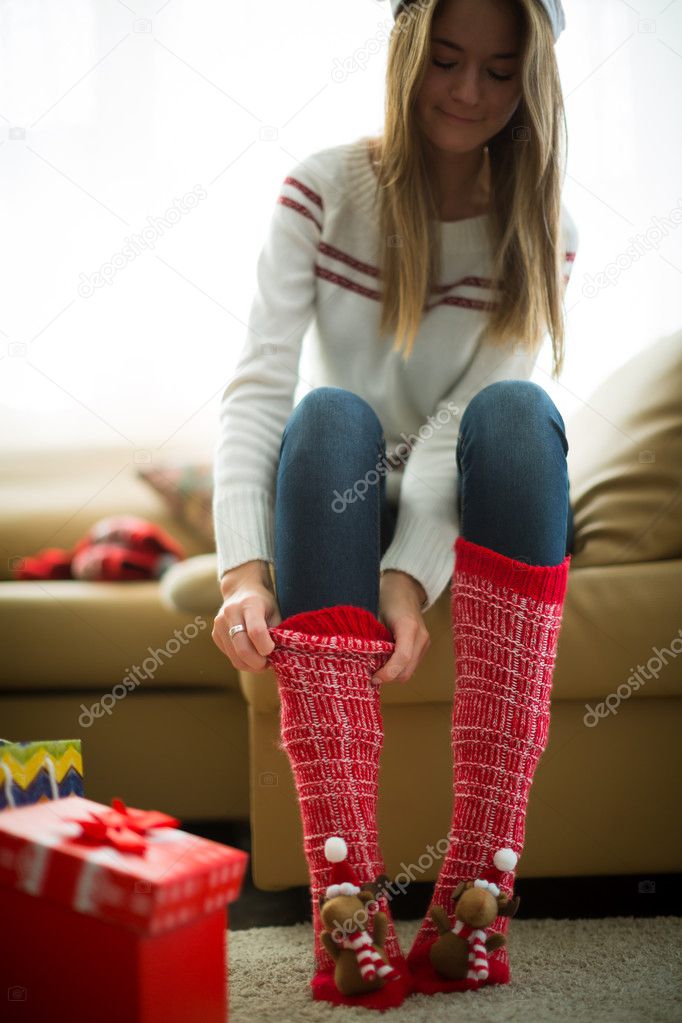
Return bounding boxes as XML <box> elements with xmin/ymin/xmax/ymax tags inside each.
<box><xmin>2</xmin><ymin>332</ymin><xmax>680</xmax><ymax>892</ymax></box>
<box><xmin>0</xmin><ymin>448</ymin><xmax>248</xmax><ymax>821</ymax></box>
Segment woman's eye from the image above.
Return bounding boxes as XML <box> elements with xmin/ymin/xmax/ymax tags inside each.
<box><xmin>431</xmin><ymin>58</ymin><xmax>513</xmax><ymax>82</ymax></box>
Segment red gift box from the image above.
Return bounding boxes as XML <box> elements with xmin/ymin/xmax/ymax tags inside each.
<box><xmin>0</xmin><ymin>795</ymin><xmax>248</xmax><ymax>1023</ymax></box>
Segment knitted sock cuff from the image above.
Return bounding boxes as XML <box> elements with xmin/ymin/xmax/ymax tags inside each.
<box><xmin>269</xmin><ymin>603</ymin><xmax>395</xmax><ymax>653</ymax></box>
<box><xmin>452</xmin><ymin>536</ymin><xmax>571</xmax><ymax>605</ymax></box>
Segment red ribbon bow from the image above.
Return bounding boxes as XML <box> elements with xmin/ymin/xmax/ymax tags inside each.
<box><xmin>67</xmin><ymin>797</ymin><xmax>180</xmax><ymax>854</ymax></box>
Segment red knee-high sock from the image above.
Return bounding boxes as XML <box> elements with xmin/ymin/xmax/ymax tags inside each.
<box><xmin>267</xmin><ymin>603</ymin><xmax>411</xmax><ymax>1010</ymax></box>
<box><xmin>407</xmin><ymin>536</ymin><xmax>571</xmax><ymax>994</ymax></box>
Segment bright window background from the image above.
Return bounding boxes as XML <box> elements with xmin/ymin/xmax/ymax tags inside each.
<box><xmin>1</xmin><ymin>0</ymin><xmax>680</xmax><ymax>457</ymax></box>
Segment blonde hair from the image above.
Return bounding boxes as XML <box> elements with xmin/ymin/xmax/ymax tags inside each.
<box><xmin>371</xmin><ymin>0</ymin><xmax>569</xmax><ymax>378</ymax></box>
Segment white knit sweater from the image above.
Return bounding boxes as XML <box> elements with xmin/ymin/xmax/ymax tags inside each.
<box><xmin>212</xmin><ymin>135</ymin><xmax>578</xmax><ymax>612</ymax></box>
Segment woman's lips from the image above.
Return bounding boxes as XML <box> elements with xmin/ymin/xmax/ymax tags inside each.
<box><xmin>439</xmin><ymin>108</ymin><xmax>480</xmax><ymax>123</ymax></box>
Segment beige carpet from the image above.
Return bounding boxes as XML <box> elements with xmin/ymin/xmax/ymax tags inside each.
<box><xmin>228</xmin><ymin>917</ymin><xmax>682</xmax><ymax>1022</ymax></box>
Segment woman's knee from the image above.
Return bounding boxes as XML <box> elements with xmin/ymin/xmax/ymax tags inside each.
<box><xmin>461</xmin><ymin>380</ymin><xmax>566</xmax><ymax>446</ymax></box>
<box><xmin>284</xmin><ymin>386</ymin><xmax>383</xmax><ymax>445</ymax></box>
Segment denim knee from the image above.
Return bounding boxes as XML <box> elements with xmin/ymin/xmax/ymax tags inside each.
<box><xmin>282</xmin><ymin>386</ymin><xmax>384</xmax><ymax>450</ymax></box>
<box><xmin>460</xmin><ymin>380</ymin><xmax>567</xmax><ymax>456</ymax></box>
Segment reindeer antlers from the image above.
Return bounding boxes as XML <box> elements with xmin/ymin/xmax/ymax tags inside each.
<box><xmin>360</xmin><ymin>872</ymin><xmax>392</xmax><ymax>899</ymax></box>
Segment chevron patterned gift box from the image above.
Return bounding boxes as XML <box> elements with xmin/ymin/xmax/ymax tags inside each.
<box><xmin>0</xmin><ymin>795</ymin><xmax>249</xmax><ymax>1023</ymax></box>
<box><xmin>0</xmin><ymin>738</ymin><xmax>84</xmax><ymax>809</ymax></box>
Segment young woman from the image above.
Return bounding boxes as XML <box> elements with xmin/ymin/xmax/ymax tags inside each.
<box><xmin>212</xmin><ymin>0</ymin><xmax>577</xmax><ymax>1009</ymax></box>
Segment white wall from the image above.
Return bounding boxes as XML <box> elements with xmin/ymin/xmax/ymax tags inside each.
<box><xmin>0</xmin><ymin>0</ymin><xmax>680</xmax><ymax>456</ymax></box>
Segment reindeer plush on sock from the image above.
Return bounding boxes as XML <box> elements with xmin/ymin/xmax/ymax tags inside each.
<box><xmin>318</xmin><ymin>837</ymin><xmax>402</xmax><ymax>997</ymax></box>
<box><xmin>429</xmin><ymin>848</ymin><xmax>521</xmax><ymax>983</ymax></box>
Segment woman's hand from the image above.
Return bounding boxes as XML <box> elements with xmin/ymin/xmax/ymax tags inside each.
<box><xmin>212</xmin><ymin>560</ymin><xmax>282</xmax><ymax>674</ymax></box>
<box><xmin>372</xmin><ymin>569</ymin><xmax>431</xmax><ymax>685</ymax></box>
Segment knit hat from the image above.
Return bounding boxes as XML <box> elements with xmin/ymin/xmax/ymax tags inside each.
<box><xmin>324</xmin><ymin>836</ymin><xmax>362</xmax><ymax>898</ymax></box>
<box><xmin>390</xmin><ymin>0</ymin><xmax>566</xmax><ymax>44</ymax></box>
<box><xmin>471</xmin><ymin>847</ymin><xmax>518</xmax><ymax>898</ymax></box>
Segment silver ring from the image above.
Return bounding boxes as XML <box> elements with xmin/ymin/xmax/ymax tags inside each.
<box><xmin>228</xmin><ymin>623</ymin><xmax>246</xmax><ymax>640</ymax></box>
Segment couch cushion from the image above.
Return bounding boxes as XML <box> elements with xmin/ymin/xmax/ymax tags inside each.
<box><xmin>567</xmin><ymin>330</ymin><xmax>682</xmax><ymax>566</ymax></box>
<box><xmin>160</xmin><ymin>553</ymin><xmax>223</xmax><ymax>615</ymax></box>
<box><xmin>0</xmin><ymin>580</ymin><xmax>239</xmax><ymax>692</ymax></box>
<box><xmin>1</xmin><ymin>446</ymin><xmax>212</xmax><ymax>582</ymax></box>
<box><xmin>136</xmin><ymin>461</ymin><xmax>213</xmax><ymax>546</ymax></box>
<box><xmin>1</xmin><ymin>691</ymin><xmax>249</xmax><ymax>819</ymax></box>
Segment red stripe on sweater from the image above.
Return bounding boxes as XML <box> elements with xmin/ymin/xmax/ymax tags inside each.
<box><xmin>432</xmin><ymin>274</ymin><xmax>498</xmax><ymax>293</ymax></box>
<box><xmin>283</xmin><ymin>195</ymin><xmax>576</xmax><ymax>280</ymax></box>
<box><xmin>315</xmin><ymin>265</ymin><xmax>502</xmax><ymax>311</ymax></box>
<box><xmin>319</xmin><ymin>241</ymin><xmax>380</xmax><ymax>278</ymax></box>
<box><xmin>315</xmin><ymin>264</ymin><xmax>381</xmax><ymax>300</ymax></box>
<box><xmin>280</xmin><ymin>197</ymin><xmax>577</xmax><ymax>304</ymax></box>
<box><xmin>283</xmin><ymin>175</ymin><xmax>323</xmax><ymax>209</ymax></box>
<box><xmin>320</xmin><ymin>245</ymin><xmax>500</xmax><ymax>295</ymax></box>
<box><xmin>430</xmin><ymin>293</ymin><xmax>497</xmax><ymax>312</ymax></box>
<box><xmin>277</xmin><ymin>195</ymin><xmax>322</xmax><ymax>232</ymax></box>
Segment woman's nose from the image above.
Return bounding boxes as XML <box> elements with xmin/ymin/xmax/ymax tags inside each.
<box><xmin>449</xmin><ymin>65</ymin><xmax>482</xmax><ymax>106</ymax></box>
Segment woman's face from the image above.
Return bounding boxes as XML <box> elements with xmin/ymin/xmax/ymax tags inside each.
<box><xmin>415</xmin><ymin>0</ymin><xmax>524</xmax><ymax>155</ymax></box>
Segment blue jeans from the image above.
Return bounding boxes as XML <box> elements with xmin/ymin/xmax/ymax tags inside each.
<box><xmin>274</xmin><ymin>383</ymin><xmax>574</xmax><ymax>621</ymax></box>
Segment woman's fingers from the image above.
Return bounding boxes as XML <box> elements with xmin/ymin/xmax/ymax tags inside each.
<box><xmin>243</xmin><ymin>602</ymin><xmax>276</xmax><ymax>658</ymax></box>
<box><xmin>211</xmin><ymin>587</ymin><xmax>279</xmax><ymax>674</ymax></box>
<box><xmin>373</xmin><ymin>616</ymin><xmax>417</xmax><ymax>684</ymax></box>
<box><xmin>212</xmin><ymin>614</ymin><xmax>249</xmax><ymax>671</ymax></box>
<box><xmin>393</xmin><ymin>629</ymin><xmax>430</xmax><ymax>682</ymax></box>
<box><xmin>229</xmin><ymin>628</ymin><xmax>268</xmax><ymax>671</ymax></box>
<box><xmin>373</xmin><ymin>615</ymin><xmax>431</xmax><ymax>684</ymax></box>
